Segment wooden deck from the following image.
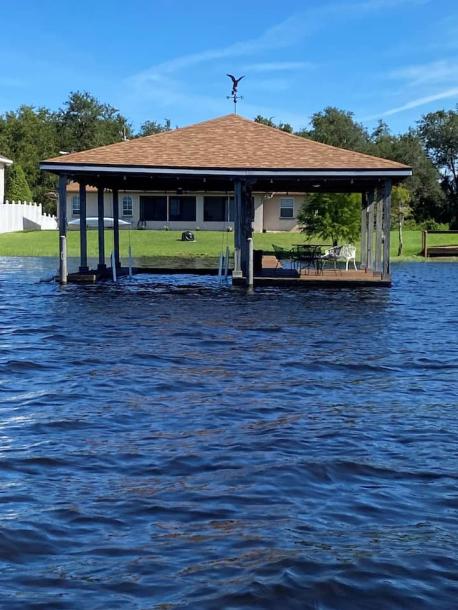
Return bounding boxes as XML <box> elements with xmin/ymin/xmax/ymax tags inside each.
<box><xmin>64</xmin><ymin>256</ymin><xmax>391</xmax><ymax>288</ymax></box>
<box><xmin>65</xmin><ymin>266</ymin><xmax>220</xmax><ymax>283</ymax></box>
<box><xmin>232</xmin><ymin>255</ymin><xmax>391</xmax><ymax>288</ymax></box>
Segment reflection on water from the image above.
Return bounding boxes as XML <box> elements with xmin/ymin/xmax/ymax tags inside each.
<box><xmin>0</xmin><ymin>257</ymin><xmax>457</xmax><ymax>609</ymax></box>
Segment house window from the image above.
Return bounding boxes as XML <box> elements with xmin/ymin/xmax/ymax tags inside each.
<box><xmin>280</xmin><ymin>197</ymin><xmax>294</xmax><ymax>219</ymax></box>
<box><xmin>122</xmin><ymin>195</ymin><xmax>133</xmax><ymax>217</ymax></box>
<box><xmin>139</xmin><ymin>196</ymin><xmax>167</xmax><ymax>221</ymax></box>
<box><xmin>203</xmin><ymin>196</ymin><xmax>235</xmax><ymax>222</ymax></box>
<box><xmin>169</xmin><ymin>196</ymin><xmax>196</xmax><ymax>222</ymax></box>
<box><xmin>72</xmin><ymin>195</ymin><xmax>80</xmax><ymax>215</ymax></box>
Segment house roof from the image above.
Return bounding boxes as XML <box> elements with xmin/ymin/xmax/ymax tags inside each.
<box><xmin>42</xmin><ymin>114</ymin><xmax>410</xmax><ymax>173</ymax></box>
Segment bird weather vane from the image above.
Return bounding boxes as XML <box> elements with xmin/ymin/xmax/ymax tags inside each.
<box><xmin>226</xmin><ymin>74</ymin><xmax>245</xmax><ymax>113</ymax></box>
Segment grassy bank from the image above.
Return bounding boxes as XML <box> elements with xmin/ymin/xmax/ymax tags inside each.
<box><xmin>0</xmin><ymin>229</ymin><xmax>457</xmax><ymax>260</ymax></box>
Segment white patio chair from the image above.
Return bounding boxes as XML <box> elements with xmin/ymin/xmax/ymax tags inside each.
<box><xmin>339</xmin><ymin>244</ymin><xmax>357</xmax><ymax>271</ymax></box>
<box><xmin>321</xmin><ymin>244</ymin><xmax>357</xmax><ymax>271</ymax></box>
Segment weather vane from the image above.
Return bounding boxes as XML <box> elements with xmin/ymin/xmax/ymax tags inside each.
<box><xmin>226</xmin><ymin>74</ymin><xmax>245</xmax><ymax>113</ymax></box>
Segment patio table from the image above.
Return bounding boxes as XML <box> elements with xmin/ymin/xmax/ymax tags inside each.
<box><xmin>291</xmin><ymin>244</ymin><xmax>329</xmax><ymax>274</ymax></box>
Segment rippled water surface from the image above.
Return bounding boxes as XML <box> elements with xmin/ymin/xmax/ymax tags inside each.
<box><xmin>0</xmin><ymin>257</ymin><xmax>457</xmax><ymax>609</ymax></box>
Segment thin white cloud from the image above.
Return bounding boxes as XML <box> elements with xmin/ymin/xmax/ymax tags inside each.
<box><xmin>358</xmin><ymin>0</ymin><xmax>428</xmax><ymax>8</ymax></box>
<box><xmin>253</xmin><ymin>78</ymin><xmax>292</xmax><ymax>92</ymax></box>
<box><xmin>389</xmin><ymin>59</ymin><xmax>458</xmax><ymax>87</ymax></box>
<box><xmin>362</xmin><ymin>87</ymin><xmax>458</xmax><ymax>119</ymax></box>
<box><xmin>242</xmin><ymin>61</ymin><xmax>313</xmax><ymax>72</ymax></box>
<box><xmin>131</xmin><ymin>14</ymin><xmax>310</xmax><ymax>85</ymax></box>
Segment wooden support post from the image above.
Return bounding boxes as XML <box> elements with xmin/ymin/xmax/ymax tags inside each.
<box><xmin>60</xmin><ymin>235</ymin><xmax>67</xmax><ymax>284</ymax></box>
<box><xmin>58</xmin><ymin>174</ymin><xmax>67</xmax><ymax>284</ymax></box>
<box><xmin>382</xmin><ymin>178</ymin><xmax>392</xmax><ymax>280</ymax></box>
<box><xmin>366</xmin><ymin>190</ymin><xmax>375</xmax><ymax>271</ymax></box>
<box><xmin>240</xmin><ymin>186</ymin><xmax>247</xmax><ymax>278</ymax></box>
<box><xmin>97</xmin><ymin>186</ymin><xmax>106</xmax><ymax>271</ymax></box>
<box><xmin>112</xmin><ymin>189</ymin><xmax>121</xmax><ymax>269</ymax></box>
<box><xmin>111</xmin><ymin>251</ymin><xmax>117</xmax><ymax>281</ymax></box>
<box><xmin>232</xmin><ymin>180</ymin><xmax>242</xmax><ymax>278</ymax></box>
<box><xmin>79</xmin><ymin>181</ymin><xmax>88</xmax><ymax>272</ymax></box>
<box><xmin>247</xmin><ymin>237</ymin><xmax>254</xmax><ymax>288</ymax></box>
<box><xmin>360</xmin><ymin>192</ymin><xmax>368</xmax><ymax>270</ymax></box>
<box><xmin>239</xmin><ymin>180</ymin><xmax>254</xmax><ymax>283</ymax></box>
<box><xmin>375</xmin><ymin>188</ymin><xmax>383</xmax><ymax>273</ymax></box>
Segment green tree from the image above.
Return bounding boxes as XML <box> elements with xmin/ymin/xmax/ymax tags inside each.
<box><xmin>254</xmin><ymin>115</ymin><xmax>293</xmax><ymax>133</ymax></box>
<box><xmin>0</xmin><ymin>105</ymin><xmax>59</xmax><ymax>210</ymax></box>
<box><xmin>137</xmin><ymin>118</ymin><xmax>172</xmax><ymax>137</ymax></box>
<box><xmin>5</xmin><ymin>163</ymin><xmax>32</xmax><ymax>201</ymax></box>
<box><xmin>297</xmin><ymin>192</ymin><xmax>361</xmax><ymax>245</ymax></box>
<box><xmin>299</xmin><ymin>107</ymin><xmax>371</xmax><ymax>152</ymax></box>
<box><xmin>57</xmin><ymin>91</ymin><xmax>132</xmax><ymax>152</ymax></box>
<box><xmin>371</xmin><ymin>125</ymin><xmax>444</xmax><ymax>223</ymax></box>
<box><xmin>418</xmin><ymin>107</ymin><xmax>458</xmax><ymax>226</ymax></box>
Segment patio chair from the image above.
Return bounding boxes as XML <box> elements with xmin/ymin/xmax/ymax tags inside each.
<box><xmin>272</xmin><ymin>244</ymin><xmax>292</xmax><ymax>270</ymax></box>
<box><xmin>321</xmin><ymin>244</ymin><xmax>357</xmax><ymax>271</ymax></box>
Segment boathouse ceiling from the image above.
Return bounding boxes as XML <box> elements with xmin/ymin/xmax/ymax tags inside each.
<box><xmin>42</xmin><ymin>170</ymin><xmax>406</xmax><ymax>194</ymax></box>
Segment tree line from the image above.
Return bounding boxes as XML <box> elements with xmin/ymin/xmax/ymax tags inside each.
<box><xmin>0</xmin><ymin>91</ymin><xmax>171</xmax><ymax>213</ymax></box>
<box><xmin>0</xmin><ymin>91</ymin><xmax>456</xmax><ymax>226</ymax></box>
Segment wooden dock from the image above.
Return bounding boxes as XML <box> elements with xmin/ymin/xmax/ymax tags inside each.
<box><xmin>63</xmin><ymin>256</ymin><xmax>391</xmax><ymax>288</ymax></box>
<box><xmin>232</xmin><ymin>255</ymin><xmax>391</xmax><ymax>287</ymax></box>
<box><xmin>422</xmin><ymin>230</ymin><xmax>458</xmax><ymax>257</ymax></box>
<box><xmin>65</xmin><ymin>266</ymin><xmax>220</xmax><ymax>283</ymax></box>
<box><xmin>422</xmin><ymin>245</ymin><xmax>458</xmax><ymax>257</ymax></box>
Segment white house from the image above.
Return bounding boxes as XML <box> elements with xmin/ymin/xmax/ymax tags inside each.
<box><xmin>66</xmin><ymin>182</ymin><xmax>303</xmax><ymax>232</ymax></box>
<box><xmin>0</xmin><ymin>155</ymin><xmax>13</xmax><ymax>204</ymax></box>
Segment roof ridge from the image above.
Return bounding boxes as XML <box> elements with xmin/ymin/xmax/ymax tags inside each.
<box><xmin>139</xmin><ymin>113</ymin><xmax>240</xmax><ymax>141</ymax></box>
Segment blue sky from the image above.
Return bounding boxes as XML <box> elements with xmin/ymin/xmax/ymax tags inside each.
<box><xmin>1</xmin><ymin>0</ymin><xmax>457</xmax><ymax>134</ymax></box>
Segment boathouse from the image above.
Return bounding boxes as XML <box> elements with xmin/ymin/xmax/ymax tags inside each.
<box><xmin>40</xmin><ymin>114</ymin><xmax>412</xmax><ymax>286</ymax></box>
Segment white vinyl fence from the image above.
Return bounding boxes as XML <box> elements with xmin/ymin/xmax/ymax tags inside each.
<box><xmin>0</xmin><ymin>200</ymin><xmax>58</xmax><ymax>233</ymax></box>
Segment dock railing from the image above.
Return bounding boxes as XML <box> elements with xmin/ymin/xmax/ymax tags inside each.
<box><xmin>422</xmin><ymin>230</ymin><xmax>458</xmax><ymax>257</ymax></box>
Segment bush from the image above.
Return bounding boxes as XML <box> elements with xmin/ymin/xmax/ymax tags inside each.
<box><xmin>5</xmin><ymin>163</ymin><xmax>32</xmax><ymax>201</ymax></box>
<box><xmin>422</xmin><ymin>219</ymin><xmax>439</xmax><ymax>231</ymax></box>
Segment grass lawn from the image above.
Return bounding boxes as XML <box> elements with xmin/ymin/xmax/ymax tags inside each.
<box><xmin>0</xmin><ymin>229</ymin><xmax>457</xmax><ymax>260</ymax></box>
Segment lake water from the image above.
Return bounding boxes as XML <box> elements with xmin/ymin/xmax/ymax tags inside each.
<box><xmin>0</xmin><ymin>257</ymin><xmax>457</xmax><ymax>609</ymax></box>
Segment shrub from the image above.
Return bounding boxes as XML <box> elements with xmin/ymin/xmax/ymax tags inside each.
<box><xmin>420</xmin><ymin>219</ymin><xmax>441</xmax><ymax>231</ymax></box>
<box><xmin>5</xmin><ymin>163</ymin><xmax>32</xmax><ymax>201</ymax></box>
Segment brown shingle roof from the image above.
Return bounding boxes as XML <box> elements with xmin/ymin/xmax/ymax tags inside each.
<box><xmin>43</xmin><ymin>114</ymin><xmax>409</xmax><ymax>171</ymax></box>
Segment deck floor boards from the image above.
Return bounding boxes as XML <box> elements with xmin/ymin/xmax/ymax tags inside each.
<box><xmin>242</xmin><ymin>255</ymin><xmax>391</xmax><ymax>287</ymax></box>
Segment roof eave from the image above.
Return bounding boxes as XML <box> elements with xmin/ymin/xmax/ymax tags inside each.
<box><xmin>39</xmin><ymin>162</ymin><xmax>412</xmax><ymax>178</ymax></box>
